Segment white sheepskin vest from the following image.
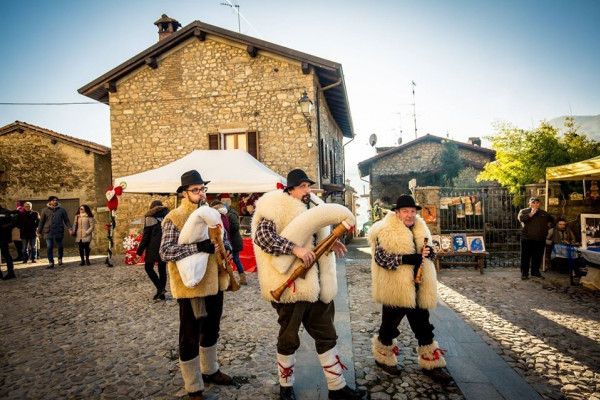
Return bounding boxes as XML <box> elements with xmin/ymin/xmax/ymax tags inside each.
<box><xmin>163</xmin><ymin>198</ymin><xmax>229</xmax><ymax>299</ymax></box>
<box><xmin>368</xmin><ymin>213</ymin><xmax>438</xmax><ymax>309</ymax></box>
<box><xmin>251</xmin><ymin>190</ymin><xmax>337</xmax><ymax>304</ymax></box>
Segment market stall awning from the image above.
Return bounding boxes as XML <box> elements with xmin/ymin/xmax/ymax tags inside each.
<box><xmin>115</xmin><ymin>150</ymin><xmax>286</xmax><ymax>194</ymax></box>
<box><xmin>546</xmin><ymin>156</ymin><xmax>600</xmax><ymax>181</ymax></box>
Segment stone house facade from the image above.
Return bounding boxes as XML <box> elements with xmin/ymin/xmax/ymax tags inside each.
<box><xmin>0</xmin><ymin>121</ymin><xmax>112</xmax><ymax>254</ymax></box>
<box><xmin>78</xmin><ymin>16</ymin><xmax>355</xmax><ymax>249</ymax></box>
<box><xmin>358</xmin><ymin>134</ymin><xmax>495</xmax><ymax>204</ymax></box>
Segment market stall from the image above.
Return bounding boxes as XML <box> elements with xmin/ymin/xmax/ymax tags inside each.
<box><xmin>545</xmin><ymin>156</ymin><xmax>600</xmax><ymax>289</ymax></box>
<box><xmin>114</xmin><ymin>150</ymin><xmax>287</xmax><ymax>271</ymax></box>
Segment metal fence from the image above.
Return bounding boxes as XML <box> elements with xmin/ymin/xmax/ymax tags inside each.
<box><xmin>439</xmin><ymin>187</ymin><xmax>523</xmax><ymax>267</ymax></box>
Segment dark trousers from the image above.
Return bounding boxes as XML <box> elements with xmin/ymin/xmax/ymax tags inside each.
<box><xmin>272</xmin><ymin>300</ymin><xmax>338</xmax><ymax>355</ymax></box>
<box><xmin>145</xmin><ymin>261</ymin><xmax>167</xmax><ymax>291</ymax></box>
<box><xmin>0</xmin><ymin>240</ymin><xmax>14</xmax><ymax>276</ymax></box>
<box><xmin>520</xmin><ymin>238</ymin><xmax>545</xmax><ymax>277</ymax></box>
<box><xmin>13</xmin><ymin>240</ymin><xmax>23</xmax><ymax>259</ymax></box>
<box><xmin>178</xmin><ymin>291</ymin><xmax>224</xmax><ymax>362</ymax></box>
<box><xmin>78</xmin><ymin>241</ymin><xmax>91</xmax><ymax>261</ymax></box>
<box><xmin>46</xmin><ymin>237</ymin><xmax>64</xmax><ymax>265</ymax></box>
<box><xmin>379</xmin><ymin>305</ymin><xmax>435</xmax><ymax>346</ymax></box>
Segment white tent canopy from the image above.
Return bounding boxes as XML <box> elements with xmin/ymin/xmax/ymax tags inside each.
<box><xmin>114</xmin><ymin>150</ymin><xmax>286</xmax><ymax>194</ymax></box>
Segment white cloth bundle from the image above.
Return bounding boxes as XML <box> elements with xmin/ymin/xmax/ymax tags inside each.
<box><xmin>272</xmin><ymin>203</ymin><xmax>355</xmax><ymax>274</ymax></box>
<box><xmin>176</xmin><ymin>206</ymin><xmax>222</xmax><ymax>288</ymax></box>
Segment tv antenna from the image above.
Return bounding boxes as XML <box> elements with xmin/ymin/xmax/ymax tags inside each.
<box><xmin>220</xmin><ymin>1</ymin><xmax>241</xmax><ymax>33</ymax></box>
<box><xmin>412</xmin><ymin>80</ymin><xmax>417</xmax><ymax>139</ymax></box>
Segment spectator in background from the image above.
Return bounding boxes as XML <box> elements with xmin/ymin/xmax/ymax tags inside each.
<box><xmin>73</xmin><ymin>205</ymin><xmax>96</xmax><ymax>266</ymax></box>
<box><xmin>38</xmin><ymin>196</ymin><xmax>73</xmax><ymax>269</ymax></box>
<box><xmin>546</xmin><ymin>218</ymin><xmax>578</xmax><ymax>272</ymax></box>
<box><xmin>225</xmin><ymin>201</ymin><xmax>246</xmax><ymax>285</ymax></box>
<box><xmin>1</xmin><ymin>204</ymin><xmax>19</xmax><ymax>280</ymax></box>
<box><xmin>517</xmin><ymin>197</ymin><xmax>554</xmax><ymax>280</ymax></box>
<box><xmin>546</xmin><ymin>218</ymin><xmax>577</xmax><ymax>247</ymax></box>
<box><xmin>18</xmin><ymin>202</ymin><xmax>40</xmax><ymax>264</ymax></box>
<box><xmin>137</xmin><ymin>200</ymin><xmax>170</xmax><ymax>301</ymax></box>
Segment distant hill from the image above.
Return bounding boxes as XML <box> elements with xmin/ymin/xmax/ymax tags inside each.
<box><xmin>548</xmin><ymin>115</ymin><xmax>600</xmax><ymax>141</ymax></box>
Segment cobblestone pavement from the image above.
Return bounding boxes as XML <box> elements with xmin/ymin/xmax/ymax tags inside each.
<box><xmin>1</xmin><ymin>240</ymin><xmax>599</xmax><ymax>400</ymax></box>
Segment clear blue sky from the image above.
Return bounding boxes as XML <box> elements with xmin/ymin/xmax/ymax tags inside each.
<box><xmin>1</xmin><ymin>0</ymin><xmax>599</xmax><ymax>200</ymax></box>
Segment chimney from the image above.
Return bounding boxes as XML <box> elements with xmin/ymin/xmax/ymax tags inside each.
<box><xmin>154</xmin><ymin>14</ymin><xmax>181</xmax><ymax>41</ymax></box>
<box><xmin>467</xmin><ymin>137</ymin><xmax>481</xmax><ymax>146</ymax></box>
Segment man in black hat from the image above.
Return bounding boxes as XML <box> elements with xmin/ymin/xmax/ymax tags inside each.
<box><xmin>368</xmin><ymin>194</ymin><xmax>451</xmax><ymax>382</ymax></box>
<box><xmin>517</xmin><ymin>196</ymin><xmax>554</xmax><ymax>280</ymax></box>
<box><xmin>159</xmin><ymin>170</ymin><xmax>234</xmax><ymax>400</ymax></box>
<box><xmin>252</xmin><ymin>168</ymin><xmax>364</xmax><ymax>400</ymax></box>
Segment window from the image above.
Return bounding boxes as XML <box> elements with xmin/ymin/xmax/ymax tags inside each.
<box><xmin>209</xmin><ymin>131</ymin><xmax>258</xmax><ymax>159</ymax></box>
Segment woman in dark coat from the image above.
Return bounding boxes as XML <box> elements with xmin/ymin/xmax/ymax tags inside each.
<box><xmin>137</xmin><ymin>200</ymin><xmax>169</xmax><ymax>300</ymax></box>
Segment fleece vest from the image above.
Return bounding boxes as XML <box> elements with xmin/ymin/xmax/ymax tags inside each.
<box><xmin>368</xmin><ymin>213</ymin><xmax>438</xmax><ymax>309</ymax></box>
<box><xmin>251</xmin><ymin>190</ymin><xmax>337</xmax><ymax>304</ymax></box>
<box><xmin>163</xmin><ymin>198</ymin><xmax>228</xmax><ymax>299</ymax></box>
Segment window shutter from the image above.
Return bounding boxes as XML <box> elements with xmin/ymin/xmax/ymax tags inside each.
<box><xmin>209</xmin><ymin>133</ymin><xmax>220</xmax><ymax>150</ymax></box>
<box><xmin>247</xmin><ymin>131</ymin><xmax>258</xmax><ymax>159</ymax></box>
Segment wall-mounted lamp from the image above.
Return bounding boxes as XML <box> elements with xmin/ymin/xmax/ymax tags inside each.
<box><xmin>298</xmin><ymin>91</ymin><xmax>312</xmax><ymax>131</ymax></box>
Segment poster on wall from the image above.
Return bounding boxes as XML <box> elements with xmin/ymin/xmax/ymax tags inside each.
<box><xmin>474</xmin><ymin>201</ymin><xmax>482</xmax><ymax>215</ymax></box>
<box><xmin>440</xmin><ymin>235</ymin><xmax>453</xmax><ymax>253</ymax></box>
<box><xmin>456</xmin><ymin>203</ymin><xmax>466</xmax><ymax>218</ymax></box>
<box><xmin>421</xmin><ymin>205</ymin><xmax>437</xmax><ymax>222</ymax></box>
<box><xmin>431</xmin><ymin>235</ymin><xmax>441</xmax><ymax>254</ymax></box>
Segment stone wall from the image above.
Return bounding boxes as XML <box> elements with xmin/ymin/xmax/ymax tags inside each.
<box><xmin>108</xmin><ymin>35</ymin><xmax>345</xmax><ymax>250</ymax></box>
<box><xmin>0</xmin><ymin>128</ymin><xmax>111</xmax><ymax>254</ymax></box>
<box><xmin>370</xmin><ymin>140</ymin><xmax>493</xmax><ymax>202</ymax></box>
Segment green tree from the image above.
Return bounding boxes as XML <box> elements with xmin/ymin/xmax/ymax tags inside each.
<box><xmin>438</xmin><ymin>140</ymin><xmax>463</xmax><ymax>186</ymax></box>
<box><xmin>477</xmin><ymin>119</ymin><xmax>600</xmax><ymax>194</ymax></box>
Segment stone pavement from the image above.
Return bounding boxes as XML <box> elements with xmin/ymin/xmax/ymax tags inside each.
<box><xmin>1</xmin><ymin>239</ymin><xmax>599</xmax><ymax>399</ymax></box>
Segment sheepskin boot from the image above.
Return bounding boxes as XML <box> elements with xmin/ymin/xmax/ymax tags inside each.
<box><xmin>200</xmin><ymin>344</ymin><xmax>233</xmax><ymax>385</ymax></box>
<box><xmin>277</xmin><ymin>353</ymin><xmax>296</xmax><ymax>400</ymax></box>
<box><xmin>179</xmin><ymin>357</ymin><xmax>203</xmax><ymax>395</ymax></box>
<box><xmin>372</xmin><ymin>335</ymin><xmax>401</xmax><ymax>375</ymax></box>
<box><xmin>318</xmin><ymin>347</ymin><xmax>365</xmax><ymax>399</ymax></box>
<box><xmin>417</xmin><ymin>341</ymin><xmax>452</xmax><ymax>382</ymax></box>
<box><xmin>239</xmin><ymin>272</ymin><xmax>248</xmax><ymax>285</ymax></box>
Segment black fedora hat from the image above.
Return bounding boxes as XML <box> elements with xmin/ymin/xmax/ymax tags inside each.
<box><xmin>177</xmin><ymin>170</ymin><xmax>210</xmax><ymax>193</ymax></box>
<box><xmin>285</xmin><ymin>169</ymin><xmax>315</xmax><ymax>191</ymax></box>
<box><xmin>390</xmin><ymin>194</ymin><xmax>422</xmax><ymax>211</ymax></box>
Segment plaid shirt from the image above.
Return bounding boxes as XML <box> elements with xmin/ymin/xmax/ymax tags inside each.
<box><xmin>159</xmin><ymin>219</ymin><xmax>198</xmax><ymax>262</ymax></box>
<box><xmin>374</xmin><ymin>239</ymin><xmax>404</xmax><ymax>270</ymax></box>
<box><xmin>253</xmin><ymin>218</ymin><xmax>295</xmax><ymax>255</ymax></box>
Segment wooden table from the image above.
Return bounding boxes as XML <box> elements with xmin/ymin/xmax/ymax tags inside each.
<box><xmin>435</xmin><ymin>251</ymin><xmax>488</xmax><ymax>274</ymax></box>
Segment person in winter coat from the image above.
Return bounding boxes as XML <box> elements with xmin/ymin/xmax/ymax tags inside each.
<box><xmin>73</xmin><ymin>205</ymin><xmax>96</xmax><ymax>266</ymax></box>
<box><xmin>252</xmin><ymin>169</ymin><xmax>363</xmax><ymax>400</ymax></box>
<box><xmin>37</xmin><ymin>196</ymin><xmax>73</xmax><ymax>268</ymax></box>
<box><xmin>137</xmin><ymin>200</ymin><xmax>169</xmax><ymax>301</ymax></box>
<box><xmin>1</xmin><ymin>204</ymin><xmax>19</xmax><ymax>280</ymax></box>
<box><xmin>211</xmin><ymin>200</ymin><xmax>247</xmax><ymax>285</ymax></box>
<box><xmin>368</xmin><ymin>195</ymin><xmax>452</xmax><ymax>382</ymax></box>
<box><xmin>17</xmin><ymin>202</ymin><xmax>40</xmax><ymax>263</ymax></box>
<box><xmin>159</xmin><ymin>170</ymin><xmax>234</xmax><ymax>400</ymax></box>
<box><xmin>517</xmin><ymin>196</ymin><xmax>554</xmax><ymax>280</ymax></box>
<box><xmin>225</xmin><ymin>202</ymin><xmax>246</xmax><ymax>285</ymax></box>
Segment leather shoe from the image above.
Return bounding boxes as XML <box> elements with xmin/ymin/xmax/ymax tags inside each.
<box><xmin>375</xmin><ymin>361</ymin><xmax>401</xmax><ymax>375</ymax></box>
<box><xmin>422</xmin><ymin>367</ymin><xmax>452</xmax><ymax>382</ymax></box>
<box><xmin>46</xmin><ymin>264</ymin><xmax>55</xmax><ymax>269</ymax></box>
<box><xmin>328</xmin><ymin>385</ymin><xmax>365</xmax><ymax>399</ymax></box>
<box><xmin>58</xmin><ymin>259</ymin><xmax>63</xmax><ymax>266</ymax></box>
<box><xmin>202</xmin><ymin>369</ymin><xmax>233</xmax><ymax>385</ymax></box>
<box><xmin>280</xmin><ymin>385</ymin><xmax>296</xmax><ymax>400</ymax></box>
<box><xmin>2</xmin><ymin>273</ymin><xmax>16</xmax><ymax>280</ymax></box>
<box><xmin>188</xmin><ymin>390</ymin><xmax>203</xmax><ymax>400</ymax></box>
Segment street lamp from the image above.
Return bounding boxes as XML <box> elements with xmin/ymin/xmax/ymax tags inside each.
<box><xmin>298</xmin><ymin>91</ymin><xmax>313</xmax><ymax>130</ymax></box>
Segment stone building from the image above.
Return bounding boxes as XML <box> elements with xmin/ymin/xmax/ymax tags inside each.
<box><xmin>0</xmin><ymin>121</ymin><xmax>112</xmax><ymax>253</ymax></box>
<box><xmin>358</xmin><ymin>134</ymin><xmax>495</xmax><ymax>204</ymax></box>
<box><xmin>78</xmin><ymin>15</ymin><xmax>355</xmax><ymax>249</ymax></box>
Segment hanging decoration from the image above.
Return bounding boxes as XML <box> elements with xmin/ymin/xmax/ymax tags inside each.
<box><xmin>105</xmin><ymin>182</ymin><xmax>126</xmax><ymax>267</ymax></box>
